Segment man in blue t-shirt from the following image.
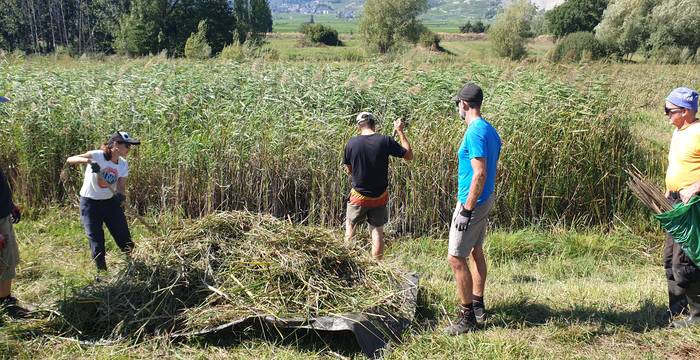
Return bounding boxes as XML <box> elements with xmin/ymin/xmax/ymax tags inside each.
<box><xmin>444</xmin><ymin>83</ymin><xmax>501</xmax><ymax>336</ymax></box>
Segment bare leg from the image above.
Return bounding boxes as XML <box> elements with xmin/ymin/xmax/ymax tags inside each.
<box><xmin>0</xmin><ymin>280</ymin><xmax>11</xmax><ymax>298</ymax></box>
<box><xmin>344</xmin><ymin>218</ymin><xmax>356</xmax><ymax>244</ymax></box>
<box><xmin>369</xmin><ymin>225</ymin><xmax>385</xmax><ymax>260</ymax></box>
<box><xmin>469</xmin><ymin>245</ymin><xmax>487</xmax><ymax>297</ymax></box>
<box><xmin>448</xmin><ymin>254</ymin><xmax>472</xmax><ymax>305</ymax></box>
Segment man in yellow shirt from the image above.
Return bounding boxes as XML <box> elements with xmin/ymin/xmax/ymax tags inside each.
<box><xmin>663</xmin><ymin>87</ymin><xmax>700</xmax><ymax>328</ymax></box>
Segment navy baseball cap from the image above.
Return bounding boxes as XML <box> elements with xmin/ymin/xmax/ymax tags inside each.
<box><xmin>452</xmin><ymin>83</ymin><xmax>483</xmax><ymax>103</ymax></box>
<box><xmin>108</xmin><ymin>131</ymin><xmax>141</xmax><ymax>145</ymax></box>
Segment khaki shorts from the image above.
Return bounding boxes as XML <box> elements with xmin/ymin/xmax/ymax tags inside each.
<box><xmin>448</xmin><ymin>196</ymin><xmax>495</xmax><ymax>257</ymax></box>
<box><xmin>0</xmin><ymin>215</ymin><xmax>20</xmax><ymax>282</ymax></box>
<box><xmin>346</xmin><ymin>203</ymin><xmax>389</xmax><ymax>227</ymax></box>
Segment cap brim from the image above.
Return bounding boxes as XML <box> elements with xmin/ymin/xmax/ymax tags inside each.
<box><xmin>125</xmin><ymin>139</ymin><xmax>141</xmax><ymax>145</ymax></box>
<box><xmin>0</xmin><ymin>96</ymin><xmax>11</xmax><ymax>103</ymax></box>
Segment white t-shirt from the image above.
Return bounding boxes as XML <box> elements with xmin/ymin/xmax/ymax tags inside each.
<box><xmin>79</xmin><ymin>150</ymin><xmax>129</xmax><ymax>200</ymax></box>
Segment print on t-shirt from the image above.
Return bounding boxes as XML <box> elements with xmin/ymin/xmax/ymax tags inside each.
<box><xmin>99</xmin><ymin>167</ymin><xmax>119</xmax><ymax>187</ymax></box>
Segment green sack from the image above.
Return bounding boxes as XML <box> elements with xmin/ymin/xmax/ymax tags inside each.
<box><xmin>656</xmin><ymin>195</ymin><xmax>700</xmax><ymax>265</ymax></box>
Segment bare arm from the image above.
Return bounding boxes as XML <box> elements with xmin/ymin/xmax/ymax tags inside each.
<box><xmin>463</xmin><ymin>157</ymin><xmax>487</xmax><ymax>211</ymax></box>
<box><xmin>680</xmin><ymin>180</ymin><xmax>700</xmax><ymax>203</ymax></box>
<box><xmin>344</xmin><ymin>164</ymin><xmax>352</xmax><ymax>176</ymax></box>
<box><xmin>393</xmin><ymin>119</ymin><xmax>413</xmax><ymax>161</ymax></box>
<box><xmin>66</xmin><ymin>152</ymin><xmax>93</xmax><ymax>165</ymax></box>
<box><xmin>116</xmin><ymin>177</ymin><xmax>127</xmax><ymax>195</ymax></box>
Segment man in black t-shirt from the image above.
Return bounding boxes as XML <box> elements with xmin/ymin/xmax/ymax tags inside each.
<box><xmin>343</xmin><ymin>112</ymin><xmax>413</xmax><ymax>259</ymax></box>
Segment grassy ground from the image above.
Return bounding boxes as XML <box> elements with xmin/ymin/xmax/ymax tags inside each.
<box><xmin>271</xmin><ymin>14</ymin><xmax>467</xmax><ymax>34</ymax></box>
<box><xmin>1</xmin><ymin>210</ymin><xmax>699</xmax><ymax>359</ymax></box>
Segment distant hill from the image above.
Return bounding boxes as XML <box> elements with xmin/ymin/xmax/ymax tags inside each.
<box><xmin>270</xmin><ymin>0</ymin><xmax>565</xmax><ymax>20</ymax></box>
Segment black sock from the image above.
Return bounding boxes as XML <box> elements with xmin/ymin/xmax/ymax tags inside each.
<box><xmin>460</xmin><ymin>303</ymin><xmax>474</xmax><ymax>311</ymax></box>
<box><xmin>472</xmin><ymin>295</ymin><xmax>484</xmax><ymax>307</ymax></box>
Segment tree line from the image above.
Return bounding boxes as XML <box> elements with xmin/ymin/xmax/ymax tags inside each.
<box><xmin>0</xmin><ymin>0</ymin><xmax>272</xmax><ymax>56</ymax></box>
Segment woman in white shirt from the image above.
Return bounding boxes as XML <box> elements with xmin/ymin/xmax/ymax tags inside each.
<box><xmin>66</xmin><ymin>131</ymin><xmax>140</xmax><ymax>271</ymax></box>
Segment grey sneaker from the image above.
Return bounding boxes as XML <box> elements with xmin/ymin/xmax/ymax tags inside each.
<box><xmin>473</xmin><ymin>304</ymin><xmax>487</xmax><ymax>324</ymax></box>
<box><xmin>672</xmin><ymin>315</ymin><xmax>700</xmax><ymax>328</ymax></box>
<box><xmin>444</xmin><ymin>306</ymin><xmax>479</xmax><ymax>336</ymax></box>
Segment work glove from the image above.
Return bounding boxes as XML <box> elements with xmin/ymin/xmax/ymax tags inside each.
<box><xmin>10</xmin><ymin>205</ymin><xmax>20</xmax><ymax>224</ymax></box>
<box><xmin>113</xmin><ymin>193</ymin><xmax>126</xmax><ymax>206</ymax></box>
<box><xmin>454</xmin><ymin>207</ymin><xmax>473</xmax><ymax>232</ymax></box>
<box><xmin>90</xmin><ymin>162</ymin><xmax>101</xmax><ymax>174</ymax></box>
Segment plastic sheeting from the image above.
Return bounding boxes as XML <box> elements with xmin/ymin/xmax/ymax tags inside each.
<box><xmin>657</xmin><ymin>196</ymin><xmax>700</xmax><ymax>265</ymax></box>
<box><xmin>172</xmin><ymin>272</ymin><xmax>419</xmax><ymax>359</ymax></box>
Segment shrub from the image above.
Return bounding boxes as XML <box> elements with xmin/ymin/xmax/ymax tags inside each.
<box><xmin>219</xmin><ymin>43</ymin><xmax>246</xmax><ymax>61</ymax></box>
<box><xmin>184</xmin><ymin>21</ymin><xmax>212</xmax><ymax>60</ymax></box>
<box><xmin>358</xmin><ymin>0</ymin><xmax>428</xmax><ymax>54</ymax></box>
<box><xmin>459</xmin><ymin>20</ymin><xmax>489</xmax><ymax>33</ymax></box>
<box><xmin>418</xmin><ymin>30</ymin><xmax>441</xmax><ymax>51</ymax></box>
<box><xmin>489</xmin><ymin>0</ymin><xmax>535</xmax><ymax>60</ymax></box>
<box><xmin>549</xmin><ymin>32</ymin><xmax>606</xmax><ymax>62</ymax></box>
<box><xmin>300</xmin><ymin>23</ymin><xmax>342</xmax><ymax>46</ymax></box>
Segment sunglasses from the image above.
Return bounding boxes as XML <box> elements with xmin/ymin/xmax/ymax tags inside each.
<box><xmin>665</xmin><ymin>106</ymin><xmax>684</xmax><ymax>116</ymax></box>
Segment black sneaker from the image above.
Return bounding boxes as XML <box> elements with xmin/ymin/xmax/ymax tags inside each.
<box><xmin>444</xmin><ymin>306</ymin><xmax>479</xmax><ymax>336</ymax></box>
<box><xmin>0</xmin><ymin>296</ymin><xmax>32</xmax><ymax>319</ymax></box>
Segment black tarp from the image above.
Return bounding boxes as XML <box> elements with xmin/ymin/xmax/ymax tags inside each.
<box><xmin>172</xmin><ymin>272</ymin><xmax>419</xmax><ymax>358</ymax></box>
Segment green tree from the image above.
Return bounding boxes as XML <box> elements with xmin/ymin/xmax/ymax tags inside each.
<box><xmin>595</xmin><ymin>0</ymin><xmax>655</xmax><ymax>57</ymax></box>
<box><xmin>250</xmin><ymin>0</ymin><xmax>272</xmax><ymax>38</ymax></box>
<box><xmin>648</xmin><ymin>0</ymin><xmax>700</xmax><ymax>61</ymax></box>
<box><xmin>358</xmin><ymin>0</ymin><xmax>428</xmax><ymax>54</ymax></box>
<box><xmin>489</xmin><ymin>0</ymin><xmax>536</xmax><ymax>60</ymax></box>
<box><xmin>545</xmin><ymin>0</ymin><xmax>608</xmax><ymax>38</ymax></box>
<box><xmin>113</xmin><ymin>0</ymin><xmax>163</xmax><ymax>55</ymax></box>
<box><xmin>185</xmin><ymin>20</ymin><xmax>212</xmax><ymax>59</ymax></box>
<box><xmin>233</xmin><ymin>0</ymin><xmax>250</xmax><ymax>44</ymax></box>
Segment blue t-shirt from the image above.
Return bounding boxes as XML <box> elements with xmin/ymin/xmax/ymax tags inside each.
<box><xmin>457</xmin><ymin>117</ymin><xmax>501</xmax><ymax>205</ymax></box>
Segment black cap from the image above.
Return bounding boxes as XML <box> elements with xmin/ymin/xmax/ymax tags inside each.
<box><xmin>108</xmin><ymin>131</ymin><xmax>141</xmax><ymax>146</ymax></box>
<box><xmin>452</xmin><ymin>82</ymin><xmax>483</xmax><ymax>103</ymax></box>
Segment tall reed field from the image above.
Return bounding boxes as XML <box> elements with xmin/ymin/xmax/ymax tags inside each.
<box><xmin>0</xmin><ymin>59</ymin><xmax>665</xmax><ymax>233</ymax></box>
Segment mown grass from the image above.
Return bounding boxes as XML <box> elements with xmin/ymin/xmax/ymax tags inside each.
<box><xmin>1</xmin><ymin>211</ymin><xmax>699</xmax><ymax>359</ymax></box>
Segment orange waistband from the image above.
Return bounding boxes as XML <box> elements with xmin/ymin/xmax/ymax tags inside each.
<box><xmin>349</xmin><ymin>189</ymin><xmax>388</xmax><ymax>208</ymax></box>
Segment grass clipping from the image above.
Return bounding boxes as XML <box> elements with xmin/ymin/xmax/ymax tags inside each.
<box><xmin>58</xmin><ymin>211</ymin><xmax>409</xmax><ymax>339</ymax></box>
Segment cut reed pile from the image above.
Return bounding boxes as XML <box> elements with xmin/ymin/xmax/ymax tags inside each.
<box><xmin>626</xmin><ymin>167</ymin><xmax>672</xmax><ymax>214</ymax></box>
<box><xmin>57</xmin><ymin>211</ymin><xmax>409</xmax><ymax>339</ymax></box>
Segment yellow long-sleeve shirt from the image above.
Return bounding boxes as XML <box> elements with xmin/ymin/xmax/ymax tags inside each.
<box><xmin>666</xmin><ymin>122</ymin><xmax>700</xmax><ymax>192</ymax></box>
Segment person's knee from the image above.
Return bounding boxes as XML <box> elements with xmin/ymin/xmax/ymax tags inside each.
<box><xmin>448</xmin><ymin>255</ymin><xmax>467</xmax><ymax>271</ymax></box>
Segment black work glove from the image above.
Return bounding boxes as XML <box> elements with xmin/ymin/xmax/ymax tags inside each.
<box><xmin>455</xmin><ymin>207</ymin><xmax>473</xmax><ymax>232</ymax></box>
<box><xmin>113</xmin><ymin>193</ymin><xmax>126</xmax><ymax>206</ymax></box>
<box><xmin>10</xmin><ymin>205</ymin><xmax>21</xmax><ymax>224</ymax></box>
<box><xmin>90</xmin><ymin>162</ymin><xmax>101</xmax><ymax>173</ymax></box>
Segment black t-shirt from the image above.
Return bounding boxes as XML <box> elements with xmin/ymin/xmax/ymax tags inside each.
<box><xmin>343</xmin><ymin>134</ymin><xmax>406</xmax><ymax>197</ymax></box>
<box><xmin>0</xmin><ymin>168</ymin><xmax>13</xmax><ymax>218</ymax></box>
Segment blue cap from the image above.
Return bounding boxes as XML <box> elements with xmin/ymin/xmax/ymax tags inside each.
<box><xmin>0</xmin><ymin>96</ymin><xmax>10</xmax><ymax>103</ymax></box>
<box><xmin>666</xmin><ymin>87</ymin><xmax>699</xmax><ymax>112</ymax></box>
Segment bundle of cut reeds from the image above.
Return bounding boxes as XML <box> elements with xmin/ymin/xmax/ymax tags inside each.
<box><xmin>626</xmin><ymin>166</ymin><xmax>673</xmax><ymax>214</ymax></box>
<box><xmin>57</xmin><ymin>211</ymin><xmax>410</xmax><ymax>340</ymax></box>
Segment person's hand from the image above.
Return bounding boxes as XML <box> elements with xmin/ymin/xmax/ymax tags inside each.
<box><xmin>10</xmin><ymin>205</ymin><xmax>20</xmax><ymax>224</ymax></box>
<box><xmin>455</xmin><ymin>207</ymin><xmax>473</xmax><ymax>231</ymax></box>
<box><xmin>680</xmin><ymin>186</ymin><xmax>699</xmax><ymax>204</ymax></box>
<box><xmin>113</xmin><ymin>193</ymin><xmax>126</xmax><ymax>206</ymax></box>
<box><xmin>393</xmin><ymin>118</ymin><xmax>405</xmax><ymax>133</ymax></box>
<box><xmin>90</xmin><ymin>160</ymin><xmax>101</xmax><ymax>174</ymax></box>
